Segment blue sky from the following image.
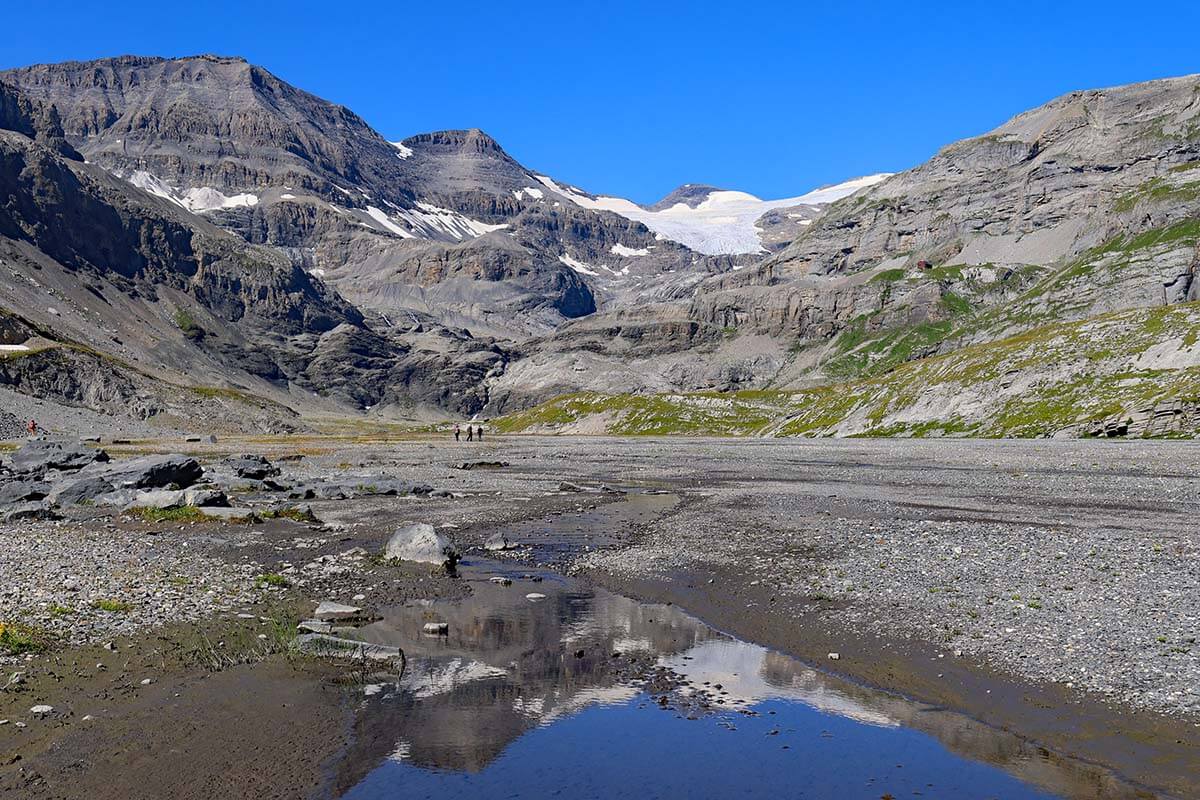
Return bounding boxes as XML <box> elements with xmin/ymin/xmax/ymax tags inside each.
<box><xmin>3</xmin><ymin>0</ymin><xmax>1199</xmax><ymax>203</ymax></box>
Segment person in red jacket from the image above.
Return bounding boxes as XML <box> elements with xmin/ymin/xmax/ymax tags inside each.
<box><xmin>26</xmin><ymin>419</ymin><xmax>37</xmax><ymax>436</ymax></box>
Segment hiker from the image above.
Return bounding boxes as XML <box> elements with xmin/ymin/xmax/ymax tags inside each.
<box><xmin>476</xmin><ymin>425</ymin><xmax>484</xmax><ymax>442</ymax></box>
<box><xmin>454</xmin><ymin>424</ymin><xmax>461</xmax><ymax>442</ymax></box>
<box><xmin>26</xmin><ymin>419</ymin><xmax>37</xmax><ymax>436</ymax></box>
<box><xmin>466</xmin><ymin>425</ymin><xmax>474</xmax><ymax>442</ymax></box>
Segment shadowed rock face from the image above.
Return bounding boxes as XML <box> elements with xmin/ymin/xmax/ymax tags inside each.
<box><xmin>0</xmin><ymin>80</ymin><xmax>79</xmax><ymax>160</ymax></box>
<box><xmin>0</xmin><ymin>80</ymin><xmax>509</xmax><ymax>422</ymax></box>
<box><xmin>0</xmin><ymin>57</ymin><xmax>679</xmax><ymax>336</ymax></box>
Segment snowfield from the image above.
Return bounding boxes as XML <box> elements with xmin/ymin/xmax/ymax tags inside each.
<box><xmin>362</xmin><ymin>203</ymin><xmax>508</xmax><ymax>241</ymax></box>
<box><xmin>558</xmin><ymin>254</ymin><xmax>600</xmax><ymax>276</ymax></box>
<box><xmin>534</xmin><ymin>173</ymin><xmax>891</xmax><ymax>255</ymax></box>
<box><xmin>127</xmin><ymin>171</ymin><xmax>259</xmax><ymax>213</ymax></box>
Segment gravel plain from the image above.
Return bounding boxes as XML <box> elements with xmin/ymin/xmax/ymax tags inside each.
<box><xmin>560</xmin><ymin>438</ymin><xmax>1200</xmax><ymax>721</ymax></box>
<box><xmin>2</xmin><ymin>434</ymin><xmax>1198</xmax><ymax>722</ymax></box>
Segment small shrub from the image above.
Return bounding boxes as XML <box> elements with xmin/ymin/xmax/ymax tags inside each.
<box><xmin>0</xmin><ymin>622</ymin><xmax>51</xmax><ymax>655</ymax></box>
<box><xmin>256</xmin><ymin>573</ymin><xmax>290</xmax><ymax>588</ymax></box>
<box><xmin>91</xmin><ymin>599</ymin><xmax>132</xmax><ymax>613</ymax></box>
<box><xmin>173</xmin><ymin>308</ymin><xmax>205</xmax><ymax>341</ymax></box>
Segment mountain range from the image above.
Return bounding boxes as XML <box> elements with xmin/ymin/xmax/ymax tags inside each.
<box><xmin>1</xmin><ymin>54</ymin><xmax>1198</xmax><ymax>437</ymax></box>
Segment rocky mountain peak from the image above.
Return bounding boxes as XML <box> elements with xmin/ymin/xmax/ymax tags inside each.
<box><xmin>404</xmin><ymin>129</ymin><xmax>510</xmax><ymax>157</ymax></box>
<box><xmin>646</xmin><ymin>184</ymin><xmax>726</xmax><ymax>211</ymax></box>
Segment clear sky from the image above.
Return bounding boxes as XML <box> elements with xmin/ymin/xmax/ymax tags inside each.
<box><xmin>3</xmin><ymin>0</ymin><xmax>1199</xmax><ymax>204</ymax></box>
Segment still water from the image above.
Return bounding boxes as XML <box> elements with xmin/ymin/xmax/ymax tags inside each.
<box><xmin>326</xmin><ymin>561</ymin><xmax>1151</xmax><ymax>800</ymax></box>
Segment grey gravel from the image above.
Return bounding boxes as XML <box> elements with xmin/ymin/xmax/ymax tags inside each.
<box><xmin>0</xmin><ymin>518</ymin><xmax>259</xmax><ymax>657</ymax></box>
<box><xmin>564</xmin><ymin>437</ymin><xmax>1200</xmax><ymax>721</ymax></box>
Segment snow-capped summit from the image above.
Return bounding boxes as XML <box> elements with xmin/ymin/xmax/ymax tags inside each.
<box><xmin>531</xmin><ymin>174</ymin><xmax>892</xmax><ymax>256</ymax></box>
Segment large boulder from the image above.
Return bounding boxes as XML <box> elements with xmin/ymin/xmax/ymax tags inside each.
<box><xmin>78</xmin><ymin>454</ymin><xmax>203</xmax><ymax>490</ymax></box>
<box><xmin>384</xmin><ymin>523</ymin><xmax>459</xmax><ymax>569</ymax></box>
<box><xmin>219</xmin><ymin>455</ymin><xmax>280</xmax><ymax>480</ymax></box>
<box><xmin>46</xmin><ymin>475</ymin><xmax>116</xmax><ymax>507</ymax></box>
<box><xmin>1</xmin><ymin>501</ymin><xmax>59</xmax><ymax>523</ymax></box>
<box><xmin>9</xmin><ymin>439</ymin><xmax>108</xmax><ymax>474</ymax></box>
<box><xmin>0</xmin><ymin>479</ymin><xmax>51</xmax><ymax>505</ymax></box>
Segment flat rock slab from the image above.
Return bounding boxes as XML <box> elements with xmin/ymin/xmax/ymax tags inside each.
<box><xmin>296</xmin><ymin>619</ymin><xmax>332</xmax><ymax>634</ymax></box>
<box><xmin>293</xmin><ymin>633</ymin><xmax>401</xmax><ymax>661</ymax></box>
<box><xmin>79</xmin><ymin>454</ymin><xmax>203</xmax><ymax>490</ymax></box>
<box><xmin>313</xmin><ymin>601</ymin><xmax>362</xmax><ymax>621</ymax></box>
<box><xmin>10</xmin><ymin>439</ymin><xmax>108</xmax><ymax>474</ymax></box>
<box><xmin>1</xmin><ymin>501</ymin><xmax>58</xmax><ymax>523</ymax></box>
<box><xmin>124</xmin><ymin>489</ymin><xmax>188</xmax><ymax>510</ymax></box>
<box><xmin>197</xmin><ymin>506</ymin><xmax>257</xmax><ymax>522</ymax></box>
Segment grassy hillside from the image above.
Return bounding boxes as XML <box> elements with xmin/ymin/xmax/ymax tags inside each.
<box><xmin>495</xmin><ymin>303</ymin><xmax>1200</xmax><ymax>438</ymax></box>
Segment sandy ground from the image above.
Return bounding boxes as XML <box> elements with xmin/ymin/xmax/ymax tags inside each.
<box><xmin>1</xmin><ymin>435</ymin><xmax>1198</xmax><ymax>798</ymax></box>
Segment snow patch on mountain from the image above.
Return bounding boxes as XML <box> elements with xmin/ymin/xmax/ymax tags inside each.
<box><xmin>534</xmin><ymin>173</ymin><xmax>891</xmax><ymax>256</ymax></box>
<box><xmin>611</xmin><ymin>243</ymin><xmax>650</xmax><ymax>257</ymax></box>
<box><xmin>127</xmin><ymin>171</ymin><xmax>259</xmax><ymax>213</ymax></box>
<box><xmin>558</xmin><ymin>254</ymin><xmax>599</xmax><ymax>277</ymax></box>
<box><xmin>366</xmin><ymin>206</ymin><xmax>416</xmax><ymax>238</ymax></box>
<box><xmin>514</xmin><ymin>187</ymin><xmax>545</xmax><ymax>201</ymax></box>
<box><xmin>391</xmin><ymin>141</ymin><xmax>414</xmax><ymax>159</ymax></box>
<box><xmin>361</xmin><ymin>202</ymin><xmax>507</xmax><ymax>241</ymax></box>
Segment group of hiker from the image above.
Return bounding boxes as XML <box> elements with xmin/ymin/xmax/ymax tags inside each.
<box><xmin>453</xmin><ymin>424</ymin><xmax>485</xmax><ymax>442</ymax></box>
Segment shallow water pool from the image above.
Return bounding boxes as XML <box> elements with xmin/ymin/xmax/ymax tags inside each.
<box><xmin>326</xmin><ymin>561</ymin><xmax>1152</xmax><ymax>800</ymax></box>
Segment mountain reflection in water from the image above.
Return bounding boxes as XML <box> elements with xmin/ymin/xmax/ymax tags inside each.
<box><xmin>326</xmin><ymin>562</ymin><xmax>1154</xmax><ymax>800</ymax></box>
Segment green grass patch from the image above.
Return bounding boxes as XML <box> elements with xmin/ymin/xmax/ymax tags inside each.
<box><xmin>496</xmin><ymin>302</ymin><xmax>1200</xmax><ymax>439</ymax></box>
<box><xmin>256</xmin><ymin>573</ymin><xmax>291</xmax><ymax>588</ymax></box>
<box><xmin>126</xmin><ymin>505</ymin><xmax>208</xmax><ymax>523</ymax></box>
<box><xmin>869</xmin><ymin>268</ymin><xmax>906</xmax><ymax>283</ymax></box>
<box><xmin>0</xmin><ymin>622</ymin><xmax>52</xmax><ymax>655</ymax></box>
<box><xmin>91</xmin><ymin>599</ymin><xmax>132</xmax><ymax>613</ymax></box>
<box><xmin>172</xmin><ymin>308</ymin><xmax>205</xmax><ymax>341</ymax></box>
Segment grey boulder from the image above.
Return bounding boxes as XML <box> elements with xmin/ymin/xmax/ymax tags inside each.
<box><xmin>46</xmin><ymin>475</ymin><xmax>116</xmax><ymax>507</ymax></box>
<box><xmin>220</xmin><ymin>455</ymin><xmax>280</xmax><ymax>480</ymax></box>
<box><xmin>79</xmin><ymin>454</ymin><xmax>203</xmax><ymax>490</ymax></box>
<box><xmin>384</xmin><ymin>523</ymin><xmax>460</xmax><ymax>568</ymax></box>
<box><xmin>2</xmin><ymin>501</ymin><xmax>59</xmax><ymax>523</ymax></box>
<box><xmin>0</xmin><ymin>480</ymin><xmax>51</xmax><ymax>505</ymax></box>
<box><xmin>9</xmin><ymin>439</ymin><xmax>108</xmax><ymax>474</ymax></box>
<box><xmin>484</xmin><ymin>532</ymin><xmax>518</xmax><ymax>551</ymax></box>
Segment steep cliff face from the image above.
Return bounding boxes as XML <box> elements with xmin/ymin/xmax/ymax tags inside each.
<box><xmin>0</xmin><ymin>80</ymin><xmax>80</xmax><ymax>160</ymax></box>
<box><xmin>769</xmin><ymin>75</ymin><xmax>1200</xmax><ymax>285</ymax></box>
<box><xmin>676</xmin><ymin>75</ymin><xmax>1200</xmax><ymax>386</ymax></box>
<box><xmin>0</xmin><ymin>84</ymin><xmax>505</xmax><ymax>422</ymax></box>
<box><xmin>3</xmin><ymin>55</ymin><xmax>417</xmax><ymax>209</ymax></box>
